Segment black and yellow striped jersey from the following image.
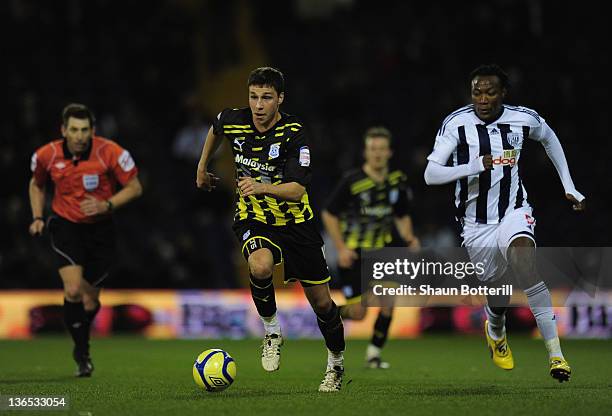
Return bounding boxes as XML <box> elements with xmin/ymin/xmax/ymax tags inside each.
<box><xmin>325</xmin><ymin>169</ymin><xmax>413</xmax><ymax>249</ymax></box>
<box><xmin>213</xmin><ymin>107</ymin><xmax>314</xmax><ymax>226</ymax></box>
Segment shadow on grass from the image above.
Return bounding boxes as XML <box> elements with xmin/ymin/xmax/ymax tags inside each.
<box><xmin>0</xmin><ymin>376</ymin><xmax>75</xmax><ymax>384</ymax></box>
<box><xmin>173</xmin><ymin>389</ymin><xmax>312</xmax><ymax>400</ymax></box>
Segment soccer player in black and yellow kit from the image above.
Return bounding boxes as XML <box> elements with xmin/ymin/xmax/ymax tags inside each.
<box><xmin>196</xmin><ymin>67</ymin><xmax>345</xmax><ymax>392</ymax></box>
<box><xmin>322</xmin><ymin>127</ymin><xmax>419</xmax><ymax>368</ymax></box>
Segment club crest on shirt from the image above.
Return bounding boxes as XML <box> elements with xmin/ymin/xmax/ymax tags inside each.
<box><xmin>82</xmin><ymin>174</ymin><xmax>99</xmax><ymax>190</ymax></box>
<box><xmin>360</xmin><ymin>192</ymin><xmax>371</xmax><ymax>205</ymax></box>
<box><xmin>268</xmin><ymin>143</ymin><xmax>281</xmax><ymax>159</ymax></box>
<box><xmin>389</xmin><ymin>188</ymin><xmax>399</xmax><ymax>204</ymax></box>
<box><xmin>506</xmin><ymin>132</ymin><xmax>523</xmax><ymax>148</ymax></box>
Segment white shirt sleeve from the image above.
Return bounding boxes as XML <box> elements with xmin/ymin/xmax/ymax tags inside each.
<box><xmin>427</xmin><ymin>133</ymin><xmax>457</xmax><ymax>165</ymax></box>
<box><xmin>530</xmin><ymin>119</ymin><xmax>585</xmax><ymax>202</ymax></box>
<box><xmin>424</xmin><ymin>157</ymin><xmax>485</xmax><ymax>185</ymax></box>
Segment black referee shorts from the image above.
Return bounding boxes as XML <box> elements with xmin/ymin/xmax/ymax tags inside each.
<box><xmin>233</xmin><ymin>220</ymin><xmax>331</xmax><ymax>287</ymax></box>
<box><xmin>47</xmin><ymin>214</ymin><xmax>116</xmax><ymax>287</ymax></box>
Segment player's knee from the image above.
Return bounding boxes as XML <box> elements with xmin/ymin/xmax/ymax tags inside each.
<box><xmin>64</xmin><ymin>285</ymin><xmax>82</xmax><ymax>301</ymax></box>
<box><xmin>352</xmin><ymin>306</ymin><xmax>367</xmax><ymax>320</ymax></box>
<box><xmin>507</xmin><ymin>245</ymin><xmax>537</xmax><ymax>281</ymax></box>
<box><xmin>82</xmin><ymin>295</ymin><xmax>99</xmax><ymax>310</ymax></box>
<box><xmin>311</xmin><ymin>297</ymin><xmax>333</xmax><ymax>315</ymax></box>
<box><xmin>249</xmin><ymin>259</ymin><xmax>273</xmax><ymax>279</ymax></box>
<box><xmin>379</xmin><ymin>306</ymin><xmax>393</xmax><ymax>318</ymax></box>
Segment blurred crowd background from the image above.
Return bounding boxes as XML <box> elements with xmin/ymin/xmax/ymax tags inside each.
<box><xmin>1</xmin><ymin>0</ymin><xmax>609</xmax><ymax>289</ymax></box>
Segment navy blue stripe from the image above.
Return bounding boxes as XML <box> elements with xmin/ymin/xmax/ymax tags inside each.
<box><xmin>456</xmin><ymin>126</ymin><xmax>469</xmax><ymax>219</ymax></box>
<box><xmin>504</xmin><ymin>105</ymin><xmax>541</xmax><ymax>123</ymax></box>
<box><xmin>222</xmin><ymin>357</ymin><xmax>235</xmax><ymax>383</ymax></box>
<box><xmin>526</xmin><ymin>287</ymin><xmax>548</xmax><ymax>297</ymax></box>
<box><xmin>196</xmin><ymin>350</ymin><xmax>222</xmax><ymax>391</ymax></box>
<box><xmin>497</xmin><ymin>124</ymin><xmax>513</xmax><ymax>221</ymax></box>
<box><xmin>476</xmin><ymin>125</ymin><xmax>491</xmax><ymax>224</ymax></box>
<box><xmin>442</xmin><ymin>105</ymin><xmax>473</xmax><ymax>123</ymax></box>
<box><xmin>509</xmin><ymin>230</ymin><xmax>535</xmax><ymax>241</ymax></box>
<box><xmin>504</xmin><ymin>105</ymin><xmax>540</xmax><ymax>120</ymax></box>
<box><xmin>525</xmin><ymin>285</ymin><xmax>547</xmax><ymax>297</ymax></box>
<box><xmin>439</xmin><ymin>106</ymin><xmax>474</xmax><ymax>135</ymax></box>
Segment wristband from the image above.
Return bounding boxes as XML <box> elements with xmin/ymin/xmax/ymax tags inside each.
<box><xmin>33</xmin><ymin>216</ymin><xmax>44</xmax><ymax>222</ymax></box>
<box><xmin>106</xmin><ymin>200</ymin><xmax>114</xmax><ymax>212</ymax></box>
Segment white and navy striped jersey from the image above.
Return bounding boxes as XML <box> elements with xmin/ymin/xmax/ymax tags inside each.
<box><xmin>428</xmin><ymin>104</ymin><xmax>558</xmax><ymax>224</ymax></box>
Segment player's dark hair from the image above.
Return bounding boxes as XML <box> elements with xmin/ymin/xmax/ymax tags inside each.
<box><xmin>62</xmin><ymin>103</ymin><xmax>96</xmax><ymax>127</ymax></box>
<box><xmin>248</xmin><ymin>67</ymin><xmax>285</xmax><ymax>95</ymax></box>
<box><xmin>364</xmin><ymin>126</ymin><xmax>392</xmax><ymax>145</ymax></box>
<box><xmin>470</xmin><ymin>64</ymin><xmax>510</xmax><ymax>90</ymax></box>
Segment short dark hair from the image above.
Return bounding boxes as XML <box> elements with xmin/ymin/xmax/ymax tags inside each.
<box><xmin>469</xmin><ymin>64</ymin><xmax>510</xmax><ymax>90</ymax></box>
<box><xmin>247</xmin><ymin>67</ymin><xmax>285</xmax><ymax>95</ymax></box>
<box><xmin>364</xmin><ymin>126</ymin><xmax>392</xmax><ymax>145</ymax></box>
<box><xmin>62</xmin><ymin>103</ymin><xmax>95</xmax><ymax>126</ymax></box>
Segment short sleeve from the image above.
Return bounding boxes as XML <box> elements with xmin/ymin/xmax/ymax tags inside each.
<box><xmin>31</xmin><ymin>147</ymin><xmax>50</xmax><ymax>187</ymax></box>
<box><xmin>282</xmin><ymin>128</ymin><xmax>312</xmax><ymax>186</ymax></box>
<box><xmin>324</xmin><ymin>176</ymin><xmax>351</xmax><ymax>216</ymax></box>
<box><xmin>108</xmin><ymin>142</ymin><xmax>138</xmax><ymax>186</ymax></box>
<box><xmin>212</xmin><ymin>109</ymin><xmax>229</xmax><ymax>136</ymax></box>
<box><xmin>393</xmin><ymin>179</ymin><xmax>414</xmax><ymax>217</ymax></box>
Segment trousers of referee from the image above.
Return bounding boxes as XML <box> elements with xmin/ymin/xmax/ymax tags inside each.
<box><xmin>28</xmin><ymin>103</ymin><xmax>143</xmax><ymax>377</ymax></box>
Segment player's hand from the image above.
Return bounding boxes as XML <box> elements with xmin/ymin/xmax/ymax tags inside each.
<box><xmin>196</xmin><ymin>168</ymin><xmax>220</xmax><ymax>191</ymax></box>
<box><xmin>565</xmin><ymin>193</ymin><xmax>586</xmax><ymax>212</ymax></box>
<box><xmin>407</xmin><ymin>236</ymin><xmax>421</xmax><ymax>251</ymax></box>
<box><xmin>238</xmin><ymin>176</ymin><xmax>267</xmax><ymax>197</ymax></box>
<box><xmin>80</xmin><ymin>195</ymin><xmax>109</xmax><ymax>216</ymax></box>
<box><xmin>29</xmin><ymin>219</ymin><xmax>45</xmax><ymax>236</ymax></box>
<box><xmin>338</xmin><ymin>247</ymin><xmax>358</xmax><ymax>268</ymax></box>
<box><xmin>482</xmin><ymin>154</ymin><xmax>493</xmax><ymax>170</ymax></box>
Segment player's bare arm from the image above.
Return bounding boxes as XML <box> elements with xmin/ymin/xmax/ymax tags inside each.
<box><xmin>28</xmin><ymin>177</ymin><xmax>46</xmax><ymax>236</ymax></box>
<box><xmin>196</xmin><ymin>126</ymin><xmax>222</xmax><ymax>191</ymax></box>
<box><xmin>80</xmin><ymin>176</ymin><xmax>143</xmax><ymax>216</ymax></box>
<box><xmin>393</xmin><ymin>215</ymin><xmax>421</xmax><ymax>249</ymax></box>
<box><xmin>321</xmin><ymin>209</ymin><xmax>358</xmax><ymax>268</ymax></box>
<box><xmin>237</xmin><ymin>176</ymin><xmax>304</xmax><ymax>202</ymax></box>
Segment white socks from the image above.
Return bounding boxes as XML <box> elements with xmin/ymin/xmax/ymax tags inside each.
<box><xmin>484</xmin><ymin>305</ymin><xmax>506</xmax><ymax>340</ymax></box>
<box><xmin>525</xmin><ymin>281</ymin><xmax>563</xmax><ymax>359</ymax></box>
<box><xmin>328</xmin><ymin>349</ymin><xmax>344</xmax><ymax>369</ymax></box>
<box><xmin>366</xmin><ymin>344</ymin><xmax>382</xmax><ymax>360</ymax></box>
<box><xmin>261</xmin><ymin>313</ymin><xmax>281</xmax><ymax>335</ymax></box>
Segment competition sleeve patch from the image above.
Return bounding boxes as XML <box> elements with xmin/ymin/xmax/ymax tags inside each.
<box><xmin>118</xmin><ymin>150</ymin><xmax>135</xmax><ymax>172</ymax></box>
<box><xmin>299</xmin><ymin>146</ymin><xmax>310</xmax><ymax>167</ymax></box>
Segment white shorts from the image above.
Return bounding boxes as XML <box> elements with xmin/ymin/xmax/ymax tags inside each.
<box><xmin>461</xmin><ymin>207</ymin><xmax>536</xmax><ymax>282</ymax></box>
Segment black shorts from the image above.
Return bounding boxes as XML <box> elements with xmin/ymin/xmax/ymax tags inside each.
<box><xmin>339</xmin><ymin>247</ymin><xmax>393</xmax><ymax>303</ymax></box>
<box><xmin>47</xmin><ymin>214</ymin><xmax>116</xmax><ymax>286</ymax></box>
<box><xmin>232</xmin><ymin>220</ymin><xmax>330</xmax><ymax>287</ymax></box>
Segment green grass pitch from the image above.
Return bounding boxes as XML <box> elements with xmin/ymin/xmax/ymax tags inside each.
<box><xmin>1</xmin><ymin>336</ymin><xmax>611</xmax><ymax>415</ymax></box>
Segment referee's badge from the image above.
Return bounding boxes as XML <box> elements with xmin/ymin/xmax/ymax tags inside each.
<box><xmin>507</xmin><ymin>132</ymin><xmax>523</xmax><ymax>148</ymax></box>
<box><xmin>268</xmin><ymin>143</ymin><xmax>281</xmax><ymax>159</ymax></box>
<box><xmin>82</xmin><ymin>174</ymin><xmax>99</xmax><ymax>190</ymax></box>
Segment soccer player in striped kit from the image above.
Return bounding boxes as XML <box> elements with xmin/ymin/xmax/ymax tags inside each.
<box><xmin>322</xmin><ymin>127</ymin><xmax>419</xmax><ymax>369</ymax></box>
<box><xmin>424</xmin><ymin>64</ymin><xmax>585</xmax><ymax>382</ymax></box>
<box><xmin>196</xmin><ymin>67</ymin><xmax>345</xmax><ymax>392</ymax></box>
